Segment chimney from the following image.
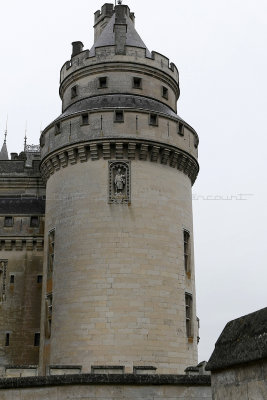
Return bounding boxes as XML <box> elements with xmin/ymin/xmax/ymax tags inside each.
<box><xmin>71</xmin><ymin>41</ymin><xmax>84</xmax><ymax>58</ymax></box>
<box><xmin>114</xmin><ymin>5</ymin><xmax>128</xmax><ymax>55</ymax></box>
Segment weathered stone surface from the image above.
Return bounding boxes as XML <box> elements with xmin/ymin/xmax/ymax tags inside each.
<box><xmin>207</xmin><ymin>307</ymin><xmax>267</xmax><ymax>371</ymax></box>
<box><xmin>210</xmin><ymin>360</ymin><xmax>267</xmax><ymax>400</ymax></box>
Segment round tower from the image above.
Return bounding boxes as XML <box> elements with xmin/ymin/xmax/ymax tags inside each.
<box><xmin>39</xmin><ymin>3</ymin><xmax>199</xmax><ymax>375</ymax></box>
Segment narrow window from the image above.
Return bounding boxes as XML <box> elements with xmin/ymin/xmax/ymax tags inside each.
<box><xmin>194</xmin><ymin>135</ymin><xmax>199</xmax><ymax>149</ymax></box>
<box><xmin>162</xmin><ymin>86</ymin><xmax>168</xmax><ymax>99</ymax></box>
<box><xmin>34</xmin><ymin>333</ymin><xmax>40</xmax><ymax>347</ymax></box>
<box><xmin>98</xmin><ymin>77</ymin><xmax>107</xmax><ymax>88</ymax></box>
<box><xmin>71</xmin><ymin>85</ymin><xmax>78</xmax><ymax>99</ymax></box>
<box><xmin>183</xmin><ymin>230</ymin><xmax>190</xmax><ymax>274</ymax></box>
<box><xmin>10</xmin><ymin>275</ymin><xmax>15</xmax><ymax>284</ymax></box>
<box><xmin>48</xmin><ymin>230</ymin><xmax>55</xmax><ymax>274</ymax></box>
<box><xmin>149</xmin><ymin>113</ymin><xmax>158</xmax><ymax>126</ymax></box>
<box><xmin>37</xmin><ymin>275</ymin><xmax>43</xmax><ymax>284</ymax></box>
<box><xmin>185</xmin><ymin>293</ymin><xmax>193</xmax><ymax>338</ymax></box>
<box><xmin>5</xmin><ymin>333</ymin><xmax>10</xmax><ymax>346</ymax></box>
<box><xmin>30</xmin><ymin>216</ymin><xmax>39</xmax><ymax>228</ymax></box>
<box><xmin>46</xmin><ymin>293</ymin><xmax>53</xmax><ymax>337</ymax></box>
<box><xmin>81</xmin><ymin>113</ymin><xmax>89</xmax><ymax>125</ymax></box>
<box><xmin>178</xmin><ymin>122</ymin><xmax>184</xmax><ymax>136</ymax></box>
<box><xmin>55</xmin><ymin>122</ymin><xmax>61</xmax><ymax>135</ymax></box>
<box><xmin>4</xmin><ymin>216</ymin><xmax>13</xmax><ymax>227</ymax></box>
<box><xmin>133</xmin><ymin>77</ymin><xmax>142</xmax><ymax>89</ymax></box>
<box><xmin>114</xmin><ymin>110</ymin><xmax>124</xmax><ymax>123</ymax></box>
<box><xmin>197</xmin><ymin>317</ymin><xmax>200</xmax><ymax>344</ymax></box>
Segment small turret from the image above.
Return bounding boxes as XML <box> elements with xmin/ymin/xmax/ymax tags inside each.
<box><xmin>94</xmin><ymin>3</ymin><xmax>114</xmax><ymax>42</ymax></box>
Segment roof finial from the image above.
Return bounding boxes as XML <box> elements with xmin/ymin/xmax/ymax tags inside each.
<box><xmin>118</xmin><ymin>0</ymin><xmax>122</xmax><ymax>4</ymax></box>
<box><xmin>4</xmin><ymin>115</ymin><xmax>8</xmax><ymax>144</ymax></box>
<box><xmin>24</xmin><ymin>121</ymin><xmax>27</xmax><ymax>151</ymax></box>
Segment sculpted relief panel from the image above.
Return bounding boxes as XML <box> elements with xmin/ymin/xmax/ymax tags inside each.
<box><xmin>109</xmin><ymin>161</ymin><xmax>130</xmax><ymax>204</ymax></box>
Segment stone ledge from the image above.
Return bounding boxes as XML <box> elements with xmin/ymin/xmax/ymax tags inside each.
<box><xmin>0</xmin><ymin>374</ymin><xmax>211</xmax><ymax>390</ymax></box>
<box><xmin>40</xmin><ymin>138</ymin><xmax>199</xmax><ymax>185</ymax></box>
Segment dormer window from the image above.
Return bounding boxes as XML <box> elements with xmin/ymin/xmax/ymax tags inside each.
<box><xmin>98</xmin><ymin>77</ymin><xmax>107</xmax><ymax>88</ymax></box>
<box><xmin>133</xmin><ymin>77</ymin><xmax>142</xmax><ymax>89</ymax></box>
<box><xmin>71</xmin><ymin>85</ymin><xmax>78</xmax><ymax>99</ymax></box>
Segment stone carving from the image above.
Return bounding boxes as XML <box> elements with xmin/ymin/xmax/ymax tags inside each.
<box><xmin>0</xmin><ymin>260</ymin><xmax>7</xmax><ymax>302</ymax></box>
<box><xmin>109</xmin><ymin>161</ymin><xmax>130</xmax><ymax>204</ymax></box>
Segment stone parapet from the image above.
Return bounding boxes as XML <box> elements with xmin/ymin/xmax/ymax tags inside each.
<box><xmin>0</xmin><ymin>373</ymin><xmax>211</xmax><ymax>389</ymax></box>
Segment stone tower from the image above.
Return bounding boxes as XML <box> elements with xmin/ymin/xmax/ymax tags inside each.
<box><xmin>39</xmin><ymin>3</ymin><xmax>199</xmax><ymax>375</ymax></box>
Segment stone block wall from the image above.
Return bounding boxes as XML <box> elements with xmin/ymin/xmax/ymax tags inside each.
<box><xmin>210</xmin><ymin>359</ymin><xmax>267</xmax><ymax>400</ymax></box>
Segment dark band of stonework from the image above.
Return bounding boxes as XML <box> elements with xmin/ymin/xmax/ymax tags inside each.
<box><xmin>40</xmin><ymin>139</ymin><xmax>199</xmax><ymax>185</ymax></box>
<box><xmin>59</xmin><ymin>94</ymin><xmax>180</xmax><ymax>120</ymax></box>
<box><xmin>0</xmin><ymin>374</ymin><xmax>211</xmax><ymax>390</ymax></box>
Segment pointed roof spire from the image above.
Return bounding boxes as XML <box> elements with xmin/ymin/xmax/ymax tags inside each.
<box><xmin>24</xmin><ymin>121</ymin><xmax>27</xmax><ymax>151</ymax></box>
<box><xmin>91</xmin><ymin>3</ymin><xmax>151</xmax><ymax>57</ymax></box>
<box><xmin>0</xmin><ymin>116</ymin><xmax>9</xmax><ymax>160</ymax></box>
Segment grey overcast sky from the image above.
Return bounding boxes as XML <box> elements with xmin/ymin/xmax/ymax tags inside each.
<box><xmin>1</xmin><ymin>0</ymin><xmax>267</xmax><ymax>363</ymax></box>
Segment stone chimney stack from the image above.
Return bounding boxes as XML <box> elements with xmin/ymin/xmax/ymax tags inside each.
<box><xmin>114</xmin><ymin>5</ymin><xmax>128</xmax><ymax>54</ymax></box>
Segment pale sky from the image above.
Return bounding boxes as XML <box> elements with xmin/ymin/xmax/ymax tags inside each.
<box><xmin>0</xmin><ymin>0</ymin><xmax>267</xmax><ymax>363</ymax></box>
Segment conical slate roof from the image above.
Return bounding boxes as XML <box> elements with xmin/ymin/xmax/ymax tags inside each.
<box><xmin>0</xmin><ymin>141</ymin><xmax>9</xmax><ymax>160</ymax></box>
<box><xmin>90</xmin><ymin>11</ymin><xmax>151</xmax><ymax>57</ymax></box>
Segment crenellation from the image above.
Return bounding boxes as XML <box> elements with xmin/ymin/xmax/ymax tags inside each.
<box><xmin>60</xmin><ymin>47</ymin><xmax>179</xmax><ymax>87</ymax></box>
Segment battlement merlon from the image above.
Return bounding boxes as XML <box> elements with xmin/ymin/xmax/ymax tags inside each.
<box><xmin>59</xmin><ymin>47</ymin><xmax>179</xmax><ymax>88</ymax></box>
<box><xmin>94</xmin><ymin>3</ymin><xmax>135</xmax><ymax>35</ymax></box>
<box><xmin>94</xmin><ymin>3</ymin><xmax>135</xmax><ymax>23</ymax></box>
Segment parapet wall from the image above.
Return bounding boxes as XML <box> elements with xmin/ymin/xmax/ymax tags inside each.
<box><xmin>0</xmin><ymin>373</ymin><xmax>212</xmax><ymax>399</ymax></box>
<box><xmin>60</xmin><ymin>47</ymin><xmax>179</xmax><ymax>88</ymax></box>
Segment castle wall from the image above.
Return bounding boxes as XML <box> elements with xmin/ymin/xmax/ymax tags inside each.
<box><xmin>0</xmin><ymin>157</ymin><xmax>45</xmax><ymax>370</ymax></box>
<box><xmin>0</xmin><ymin>374</ymin><xmax>212</xmax><ymax>399</ymax></box>
<box><xmin>39</xmin><ymin>158</ymin><xmax>198</xmax><ymax>375</ymax></box>
<box><xmin>0</xmin><ymin>228</ymin><xmax>44</xmax><ymax>369</ymax></box>
<box><xmin>210</xmin><ymin>360</ymin><xmax>267</xmax><ymax>400</ymax></box>
<box><xmin>0</xmin><ymin>383</ymin><xmax>212</xmax><ymax>399</ymax></box>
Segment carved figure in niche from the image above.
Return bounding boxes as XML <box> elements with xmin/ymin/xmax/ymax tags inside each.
<box><xmin>114</xmin><ymin>168</ymin><xmax>125</xmax><ymax>194</ymax></box>
<box><xmin>109</xmin><ymin>161</ymin><xmax>130</xmax><ymax>204</ymax></box>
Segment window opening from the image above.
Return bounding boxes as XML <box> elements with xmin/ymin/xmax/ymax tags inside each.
<box><xmin>99</xmin><ymin>77</ymin><xmax>107</xmax><ymax>88</ymax></box>
<box><xmin>133</xmin><ymin>77</ymin><xmax>142</xmax><ymax>89</ymax></box>
<box><xmin>114</xmin><ymin>110</ymin><xmax>124</xmax><ymax>122</ymax></box>
<box><xmin>149</xmin><ymin>114</ymin><xmax>158</xmax><ymax>126</ymax></box>
<box><xmin>4</xmin><ymin>216</ymin><xmax>13</xmax><ymax>227</ymax></box>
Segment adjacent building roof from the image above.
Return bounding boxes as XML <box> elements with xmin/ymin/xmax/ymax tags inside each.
<box><xmin>206</xmin><ymin>307</ymin><xmax>267</xmax><ymax>371</ymax></box>
<box><xmin>0</xmin><ymin>197</ymin><xmax>45</xmax><ymax>214</ymax></box>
